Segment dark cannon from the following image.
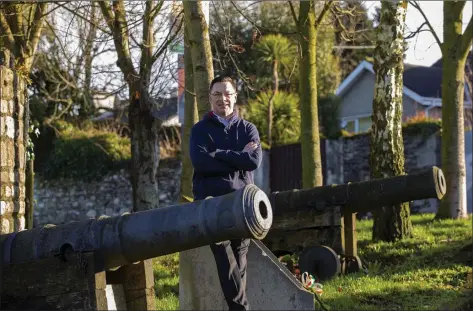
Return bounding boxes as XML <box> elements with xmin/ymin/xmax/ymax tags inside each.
<box><xmin>1</xmin><ymin>184</ymin><xmax>273</xmax><ymax>272</ymax></box>
<box><xmin>264</xmin><ymin>166</ymin><xmax>446</xmax><ymax>280</ymax></box>
<box><xmin>1</xmin><ymin>184</ymin><xmax>272</xmax><ymax>310</ymax></box>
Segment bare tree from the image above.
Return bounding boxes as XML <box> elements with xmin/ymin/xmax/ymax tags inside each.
<box><xmin>410</xmin><ymin>0</ymin><xmax>472</xmax><ymax>219</ymax></box>
<box><xmin>97</xmin><ymin>0</ymin><xmax>183</xmax><ymax>212</ymax></box>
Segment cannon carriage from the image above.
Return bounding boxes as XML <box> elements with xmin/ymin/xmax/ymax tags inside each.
<box><xmin>262</xmin><ymin>166</ymin><xmax>447</xmax><ymax>280</ymax></box>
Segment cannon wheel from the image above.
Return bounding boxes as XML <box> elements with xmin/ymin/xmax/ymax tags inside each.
<box><xmin>298</xmin><ymin>246</ymin><xmax>341</xmax><ymax>281</ymax></box>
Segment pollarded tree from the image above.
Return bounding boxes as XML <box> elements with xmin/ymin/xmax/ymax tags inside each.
<box><xmin>97</xmin><ymin>0</ymin><xmax>183</xmax><ymax>212</ymax></box>
<box><xmin>370</xmin><ymin>0</ymin><xmax>412</xmax><ymax>242</ymax></box>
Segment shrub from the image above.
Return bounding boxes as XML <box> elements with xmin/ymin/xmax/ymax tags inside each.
<box><xmin>40</xmin><ymin>121</ymin><xmax>131</xmax><ymax>181</ymax></box>
<box><xmin>245</xmin><ymin>91</ymin><xmax>301</xmax><ymax>146</ymax></box>
<box><xmin>318</xmin><ymin>94</ymin><xmax>342</xmax><ymax>139</ymax></box>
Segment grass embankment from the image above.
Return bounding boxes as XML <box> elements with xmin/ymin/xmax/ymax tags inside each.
<box><xmin>152</xmin><ymin>214</ymin><xmax>472</xmax><ymax>310</ymax></box>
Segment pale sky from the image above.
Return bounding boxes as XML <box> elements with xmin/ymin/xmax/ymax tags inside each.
<box><xmin>367</xmin><ymin>1</ymin><xmax>473</xmax><ymax>67</ymax></box>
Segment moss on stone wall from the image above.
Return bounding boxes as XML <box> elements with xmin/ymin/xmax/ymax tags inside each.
<box><xmin>341</xmin><ymin>120</ymin><xmax>442</xmax><ymax>140</ymax></box>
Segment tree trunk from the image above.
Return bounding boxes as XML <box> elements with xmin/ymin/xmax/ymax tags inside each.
<box><xmin>83</xmin><ymin>3</ymin><xmax>98</xmax><ymax>113</ymax></box>
<box><xmin>436</xmin><ymin>2</ymin><xmax>469</xmax><ymax>219</ymax></box>
<box><xmin>298</xmin><ymin>0</ymin><xmax>323</xmax><ymax>188</ymax></box>
<box><xmin>98</xmin><ymin>1</ymin><xmax>162</xmax><ymax>212</ymax></box>
<box><xmin>267</xmin><ymin>60</ymin><xmax>278</xmax><ymax>146</ymax></box>
<box><xmin>179</xmin><ymin>30</ymin><xmax>199</xmax><ymax>203</ymax></box>
<box><xmin>370</xmin><ymin>0</ymin><xmax>412</xmax><ymax>242</ymax></box>
<box><xmin>183</xmin><ymin>0</ymin><xmax>213</xmax><ymax>119</ymax></box>
<box><xmin>129</xmin><ymin>81</ymin><xmax>160</xmax><ymax>212</ymax></box>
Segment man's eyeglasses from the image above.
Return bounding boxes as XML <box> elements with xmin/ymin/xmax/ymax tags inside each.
<box><xmin>210</xmin><ymin>92</ymin><xmax>236</xmax><ymax>98</ymax></box>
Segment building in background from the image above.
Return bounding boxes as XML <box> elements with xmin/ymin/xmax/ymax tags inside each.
<box><xmin>336</xmin><ymin>56</ymin><xmax>473</xmax><ymax>134</ymax></box>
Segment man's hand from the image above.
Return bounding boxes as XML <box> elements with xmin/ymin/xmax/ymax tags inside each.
<box><xmin>242</xmin><ymin>142</ymin><xmax>258</xmax><ymax>153</ymax></box>
<box><xmin>209</xmin><ymin>149</ymin><xmax>222</xmax><ymax>157</ymax></box>
<box><xmin>209</xmin><ymin>143</ymin><xmax>257</xmax><ymax>158</ymax></box>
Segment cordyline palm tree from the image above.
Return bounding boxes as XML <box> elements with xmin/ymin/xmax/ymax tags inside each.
<box><xmin>255</xmin><ymin>34</ymin><xmax>297</xmax><ymax>146</ymax></box>
<box><xmin>247</xmin><ymin>91</ymin><xmax>301</xmax><ymax>146</ymax></box>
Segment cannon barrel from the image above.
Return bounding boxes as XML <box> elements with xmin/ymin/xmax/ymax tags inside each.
<box><xmin>270</xmin><ymin>166</ymin><xmax>446</xmax><ymax>223</ymax></box>
<box><xmin>1</xmin><ymin>184</ymin><xmax>272</xmax><ymax>271</ymax></box>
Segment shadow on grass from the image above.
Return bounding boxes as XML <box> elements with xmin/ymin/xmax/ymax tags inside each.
<box><xmin>153</xmin><ymin>265</ymin><xmax>179</xmax><ymax>299</ymax></box>
<box><xmin>155</xmin><ymin>283</ymin><xmax>179</xmax><ymax>299</ymax></box>
<box><xmin>357</xmin><ymin>238</ymin><xmax>472</xmax><ymax>274</ymax></box>
<box><xmin>154</xmin><ymin>269</ymin><xmax>178</xmax><ymax>279</ymax></box>
<box><xmin>324</xmin><ymin>286</ymin><xmax>470</xmax><ymax>311</ymax></box>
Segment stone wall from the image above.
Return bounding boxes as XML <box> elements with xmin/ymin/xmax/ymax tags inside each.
<box><xmin>0</xmin><ymin>66</ymin><xmax>26</xmax><ymax>233</ymax></box>
<box><xmin>33</xmin><ymin>159</ymin><xmax>181</xmax><ymax>226</ymax></box>
<box><xmin>341</xmin><ymin>131</ymin><xmax>440</xmax><ymax>183</ymax></box>
<box><xmin>32</xmin><ymin>128</ymin><xmax>472</xmax><ymax>226</ymax></box>
<box><xmin>324</xmin><ymin>129</ymin><xmax>473</xmax><ymax>214</ymax></box>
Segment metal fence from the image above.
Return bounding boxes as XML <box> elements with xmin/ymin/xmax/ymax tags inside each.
<box><xmin>269</xmin><ymin>141</ymin><xmax>326</xmax><ymax>192</ymax></box>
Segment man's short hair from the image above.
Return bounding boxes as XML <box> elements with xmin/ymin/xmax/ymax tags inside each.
<box><xmin>210</xmin><ymin>76</ymin><xmax>237</xmax><ymax>92</ymax></box>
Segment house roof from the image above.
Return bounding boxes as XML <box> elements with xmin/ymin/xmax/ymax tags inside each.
<box><xmin>335</xmin><ymin>60</ymin><xmax>472</xmax><ymax>107</ymax></box>
<box><xmin>335</xmin><ymin>60</ymin><xmax>437</xmax><ymax>106</ymax></box>
<box><xmin>403</xmin><ymin>64</ymin><xmax>442</xmax><ymax>98</ymax></box>
<box><xmin>92</xmin><ymin>96</ymin><xmax>180</xmax><ymax>125</ymax></box>
<box><xmin>150</xmin><ymin>97</ymin><xmax>178</xmax><ymax>121</ymax></box>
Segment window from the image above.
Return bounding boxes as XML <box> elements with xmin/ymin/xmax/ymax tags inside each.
<box><xmin>341</xmin><ymin>115</ymin><xmax>372</xmax><ymax>133</ymax></box>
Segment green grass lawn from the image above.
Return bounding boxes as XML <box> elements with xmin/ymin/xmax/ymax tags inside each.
<box><xmin>152</xmin><ymin>213</ymin><xmax>472</xmax><ymax>310</ymax></box>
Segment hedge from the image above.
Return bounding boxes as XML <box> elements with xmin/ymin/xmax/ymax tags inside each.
<box><xmin>39</xmin><ymin>121</ymin><xmax>131</xmax><ymax>181</ymax></box>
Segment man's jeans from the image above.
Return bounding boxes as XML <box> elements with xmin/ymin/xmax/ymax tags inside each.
<box><xmin>210</xmin><ymin>238</ymin><xmax>251</xmax><ymax>311</ymax></box>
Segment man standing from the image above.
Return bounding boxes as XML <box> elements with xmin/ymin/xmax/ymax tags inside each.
<box><xmin>189</xmin><ymin>76</ymin><xmax>262</xmax><ymax>310</ymax></box>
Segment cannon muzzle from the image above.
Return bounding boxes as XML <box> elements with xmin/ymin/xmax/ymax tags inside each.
<box><xmin>1</xmin><ymin>184</ymin><xmax>272</xmax><ymax>271</ymax></box>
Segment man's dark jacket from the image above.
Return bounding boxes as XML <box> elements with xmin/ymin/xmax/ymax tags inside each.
<box><xmin>189</xmin><ymin>111</ymin><xmax>262</xmax><ymax>200</ymax></box>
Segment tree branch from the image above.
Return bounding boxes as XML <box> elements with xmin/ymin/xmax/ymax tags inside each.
<box><xmin>404</xmin><ymin>21</ymin><xmax>427</xmax><ymax>40</ymax></box>
<box><xmin>7</xmin><ymin>4</ymin><xmax>23</xmax><ymax>41</ymax></box>
<box><xmin>460</xmin><ymin>16</ymin><xmax>473</xmax><ymax>58</ymax></box>
<box><xmin>59</xmin><ymin>3</ymin><xmax>111</xmax><ymax>35</ymax></box>
<box><xmin>409</xmin><ymin>1</ymin><xmax>442</xmax><ymax>48</ymax></box>
<box><xmin>149</xmin><ymin>0</ymin><xmax>164</xmax><ymax>23</ymax></box>
<box><xmin>315</xmin><ymin>1</ymin><xmax>332</xmax><ymax>28</ymax></box>
<box><xmin>26</xmin><ymin>3</ymin><xmax>47</xmax><ymax>62</ymax></box>
<box><xmin>97</xmin><ymin>1</ymin><xmax>115</xmax><ymax>36</ymax></box>
<box><xmin>97</xmin><ymin>0</ymin><xmax>137</xmax><ymax>80</ymax></box>
<box><xmin>0</xmin><ymin>9</ymin><xmax>15</xmax><ymax>50</ymax></box>
<box><xmin>151</xmin><ymin>10</ymin><xmax>184</xmax><ymax>64</ymax></box>
<box><xmin>139</xmin><ymin>0</ymin><xmax>154</xmax><ymax>76</ymax></box>
<box><xmin>452</xmin><ymin>1</ymin><xmax>466</xmax><ymax>18</ymax></box>
<box><xmin>288</xmin><ymin>1</ymin><xmax>299</xmax><ymax>28</ymax></box>
<box><xmin>230</xmin><ymin>1</ymin><xmax>296</xmax><ymax>35</ymax></box>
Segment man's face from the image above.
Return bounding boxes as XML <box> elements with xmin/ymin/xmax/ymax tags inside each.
<box><xmin>209</xmin><ymin>82</ymin><xmax>237</xmax><ymax>118</ymax></box>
